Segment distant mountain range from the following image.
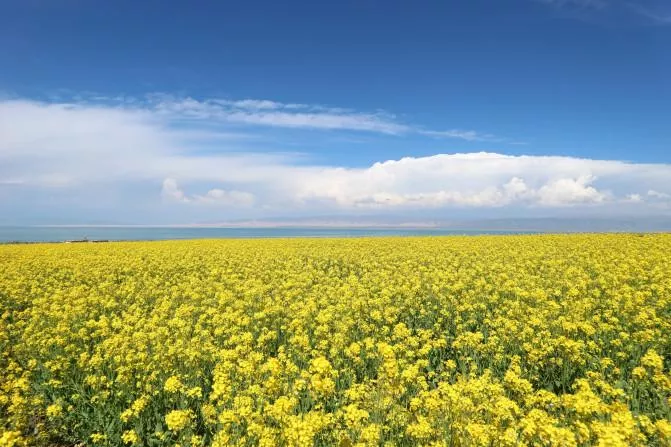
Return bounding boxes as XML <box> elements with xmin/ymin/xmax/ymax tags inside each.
<box><xmin>35</xmin><ymin>216</ymin><xmax>671</xmax><ymax>232</ymax></box>
<box><xmin>205</xmin><ymin>217</ymin><xmax>671</xmax><ymax>232</ymax></box>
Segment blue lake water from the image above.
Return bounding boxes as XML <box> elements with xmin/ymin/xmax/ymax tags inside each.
<box><xmin>0</xmin><ymin>226</ymin><xmax>534</xmax><ymax>243</ymax></box>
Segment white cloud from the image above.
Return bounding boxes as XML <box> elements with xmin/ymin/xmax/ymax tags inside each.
<box><xmin>161</xmin><ymin>178</ymin><xmax>255</xmax><ymax>207</ymax></box>
<box><xmin>161</xmin><ymin>178</ymin><xmax>190</xmax><ymax>202</ymax></box>
<box><xmin>281</xmin><ymin>156</ymin><xmax>617</xmax><ymax>208</ymax></box>
<box><xmin>536</xmin><ymin>175</ymin><xmax>606</xmax><ymax>206</ymax></box>
<box><xmin>624</xmin><ymin>193</ymin><xmax>643</xmax><ymax>203</ymax></box>
<box><xmin>2</xmin><ymin>97</ymin><xmax>671</xmax><ymax>221</ymax></box>
<box><xmin>648</xmin><ymin>190</ymin><xmax>670</xmax><ymax>199</ymax></box>
<box><xmin>193</xmin><ymin>188</ymin><xmax>255</xmax><ymax>206</ymax></box>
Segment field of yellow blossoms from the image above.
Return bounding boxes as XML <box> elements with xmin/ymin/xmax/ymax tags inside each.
<box><xmin>1</xmin><ymin>234</ymin><xmax>670</xmax><ymax>446</ymax></box>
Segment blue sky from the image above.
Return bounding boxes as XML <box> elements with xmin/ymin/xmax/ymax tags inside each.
<box><xmin>1</xmin><ymin>0</ymin><xmax>670</xmax><ymax>224</ymax></box>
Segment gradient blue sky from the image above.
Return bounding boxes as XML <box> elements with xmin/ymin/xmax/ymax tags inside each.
<box><xmin>1</xmin><ymin>0</ymin><xmax>670</xmax><ymax>224</ymax></box>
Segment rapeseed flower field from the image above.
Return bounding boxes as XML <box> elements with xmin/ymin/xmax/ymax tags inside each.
<box><xmin>1</xmin><ymin>235</ymin><xmax>670</xmax><ymax>446</ymax></box>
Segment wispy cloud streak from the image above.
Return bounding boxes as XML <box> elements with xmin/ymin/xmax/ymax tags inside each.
<box><xmin>625</xmin><ymin>2</ymin><xmax>671</xmax><ymax>23</ymax></box>
<box><xmin>62</xmin><ymin>93</ymin><xmax>500</xmax><ymax>141</ymax></box>
<box><xmin>534</xmin><ymin>0</ymin><xmax>671</xmax><ymax>24</ymax></box>
<box><xmin>534</xmin><ymin>0</ymin><xmax>607</xmax><ymax>9</ymax></box>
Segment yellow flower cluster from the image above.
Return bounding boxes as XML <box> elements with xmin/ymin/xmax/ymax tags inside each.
<box><xmin>1</xmin><ymin>234</ymin><xmax>670</xmax><ymax>446</ymax></box>
<box><xmin>166</xmin><ymin>410</ymin><xmax>193</xmax><ymax>432</ymax></box>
